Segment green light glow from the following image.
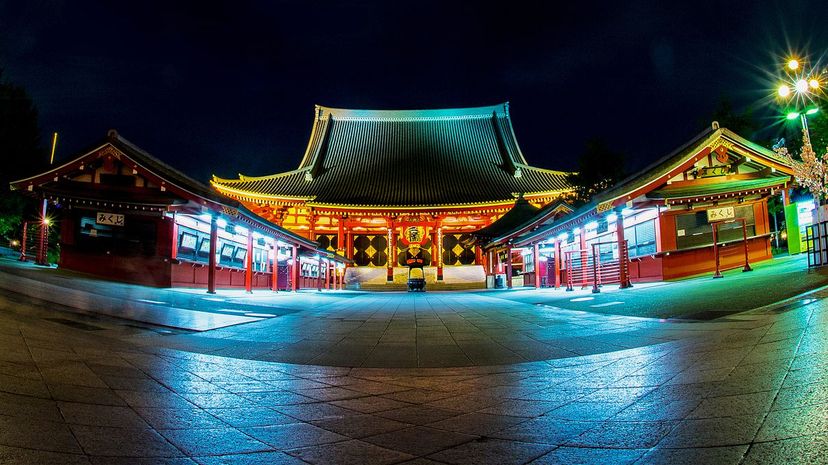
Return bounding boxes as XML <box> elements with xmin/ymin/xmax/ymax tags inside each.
<box><xmin>787</xmin><ymin>112</ymin><xmax>801</xmax><ymax>120</ymax></box>
<box><xmin>806</xmin><ymin>107</ymin><xmax>819</xmax><ymax>115</ymax></box>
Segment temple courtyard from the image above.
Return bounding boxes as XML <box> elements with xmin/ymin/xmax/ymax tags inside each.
<box><xmin>0</xmin><ymin>255</ymin><xmax>827</xmax><ymax>463</ymax></box>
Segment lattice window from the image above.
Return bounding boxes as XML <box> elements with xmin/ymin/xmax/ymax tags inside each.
<box><xmin>442</xmin><ymin>233</ymin><xmax>476</xmax><ymax>266</ymax></box>
<box><xmin>352</xmin><ymin>234</ymin><xmax>388</xmax><ymax>267</ymax></box>
<box><xmin>316</xmin><ymin>234</ymin><xmax>338</xmax><ymax>252</ymax></box>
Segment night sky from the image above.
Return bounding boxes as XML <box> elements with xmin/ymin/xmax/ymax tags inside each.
<box><xmin>2</xmin><ymin>0</ymin><xmax>827</xmax><ymax>183</ymax></box>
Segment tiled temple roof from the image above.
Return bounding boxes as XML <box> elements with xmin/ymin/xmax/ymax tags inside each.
<box><xmin>492</xmin><ymin>126</ymin><xmax>795</xmax><ymax>248</ymax></box>
<box><xmin>212</xmin><ymin>103</ymin><xmax>572</xmax><ymax>208</ymax></box>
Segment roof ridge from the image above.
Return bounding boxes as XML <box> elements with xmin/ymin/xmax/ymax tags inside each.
<box><xmin>314</xmin><ymin>103</ymin><xmax>510</xmax><ymax>121</ymax></box>
<box><xmin>213</xmin><ymin>167</ymin><xmax>310</xmax><ymax>184</ymax></box>
<box><xmin>109</xmin><ymin>131</ymin><xmax>210</xmax><ymax>191</ymax></box>
<box><xmin>516</xmin><ymin>163</ymin><xmax>573</xmax><ymax>176</ymax></box>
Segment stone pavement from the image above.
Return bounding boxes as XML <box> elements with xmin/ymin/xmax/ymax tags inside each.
<box><xmin>1</xmin><ymin>281</ymin><xmax>828</xmax><ymax>463</ymax></box>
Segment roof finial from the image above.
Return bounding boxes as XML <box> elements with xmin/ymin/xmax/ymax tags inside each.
<box><xmin>711</xmin><ymin>121</ymin><xmax>720</xmax><ymax>130</ymax></box>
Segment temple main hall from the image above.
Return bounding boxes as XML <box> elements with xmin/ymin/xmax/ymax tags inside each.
<box><xmin>211</xmin><ymin>103</ymin><xmax>575</xmax><ymax>289</ymax></box>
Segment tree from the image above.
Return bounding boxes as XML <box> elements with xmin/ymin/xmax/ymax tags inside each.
<box><xmin>0</xmin><ymin>70</ymin><xmax>45</xmax><ymax>245</ymax></box>
<box><xmin>706</xmin><ymin>97</ymin><xmax>758</xmax><ymax>137</ymax></box>
<box><xmin>565</xmin><ymin>138</ymin><xmax>626</xmax><ymax>204</ymax></box>
<box><xmin>776</xmin><ymin>127</ymin><xmax>828</xmax><ymax>202</ymax></box>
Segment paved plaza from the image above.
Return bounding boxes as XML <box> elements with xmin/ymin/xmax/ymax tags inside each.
<box><xmin>0</xmin><ymin>258</ymin><xmax>828</xmax><ymax>463</ymax></box>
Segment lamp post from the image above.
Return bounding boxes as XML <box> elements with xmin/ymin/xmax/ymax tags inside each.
<box><xmin>774</xmin><ymin>56</ymin><xmax>828</xmax><ymax>203</ymax></box>
<box><xmin>777</xmin><ymin>57</ymin><xmax>823</xmax><ymax>146</ymax></box>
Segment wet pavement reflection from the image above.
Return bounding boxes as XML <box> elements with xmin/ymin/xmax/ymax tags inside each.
<box><xmin>0</xmin><ymin>287</ymin><xmax>827</xmax><ymax>464</ymax></box>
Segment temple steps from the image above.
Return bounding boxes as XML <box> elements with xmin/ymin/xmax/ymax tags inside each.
<box><xmin>350</xmin><ymin>282</ymin><xmax>486</xmax><ymax>292</ymax></box>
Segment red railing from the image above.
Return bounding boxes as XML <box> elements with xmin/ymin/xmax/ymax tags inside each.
<box><xmin>564</xmin><ymin>240</ymin><xmax>629</xmax><ymax>293</ymax></box>
<box><xmin>590</xmin><ymin>240</ymin><xmax>629</xmax><ymax>293</ymax></box>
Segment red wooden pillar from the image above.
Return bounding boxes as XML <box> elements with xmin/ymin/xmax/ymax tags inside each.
<box><xmin>533</xmin><ymin>242</ymin><xmax>541</xmax><ymax>288</ymax></box>
<box><xmin>207</xmin><ymin>217</ymin><xmax>218</xmax><ymax>294</ymax></box>
<box><xmin>386</xmin><ymin>225</ymin><xmax>394</xmax><ymax>282</ymax></box>
<box><xmin>170</xmin><ymin>216</ymin><xmax>179</xmax><ymax>260</ymax></box>
<box><xmin>244</xmin><ymin>232</ymin><xmax>253</xmax><ymax>293</ymax></box>
<box><xmin>431</xmin><ymin>231</ymin><xmax>438</xmax><ymax>269</ymax></box>
<box><xmin>36</xmin><ymin>199</ymin><xmax>48</xmax><ymax>265</ymax></box>
<box><xmin>308</xmin><ymin>209</ymin><xmax>316</xmax><ymax>242</ymax></box>
<box><xmin>291</xmin><ymin>245</ymin><xmax>299</xmax><ymax>291</ymax></box>
<box><xmin>554</xmin><ymin>239</ymin><xmax>562</xmax><ymax>288</ymax></box>
<box><xmin>271</xmin><ymin>245</ymin><xmax>278</xmax><ymax>292</ymax></box>
<box><xmin>391</xmin><ymin>229</ymin><xmax>398</xmax><ymax>268</ymax></box>
<box><xmin>19</xmin><ymin>221</ymin><xmax>28</xmax><ymax>261</ymax></box>
<box><xmin>337</xmin><ymin>215</ymin><xmax>345</xmax><ymax>256</ymax></box>
<box><xmin>325</xmin><ymin>259</ymin><xmax>331</xmax><ymax>290</ymax></box>
<box><xmin>615</xmin><ymin>209</ymin><xmax>631</xmax><ymax>288</ymax></box>
<box><xmin>506</xmin><ymin>244</ymin><xmax>513</xmax><ymax>288</ymax></box>
<box><xmin>741</xmin><ymin>219</ymin><xmax>753</xmax><ymax>272</ymax></box>
<box><xmin>317</xmin><ymin>255</ymin><xmax>323</xmax><ymax>291</ymax></box>
<box><xmin>579</xmin><ymin>228</ymin><xmax>588</xmax><ymax>288</ymax></box>
<box><xmin>437</xmin><ymin>227</ymin><xmax>444</xmax><ymax>281</ymax></box>
<box><xmin>782</xmin><ymin>188</ymin><xmax>791</xmax><ymax>206</ymax></box>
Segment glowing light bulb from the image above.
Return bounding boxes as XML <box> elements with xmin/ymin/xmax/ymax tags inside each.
<box><xmin>809</xmin><ymin>78</ymin><xmax>820</xmax><ymax>89</ymax></box>
<box><xmin>778</xmin><ymin>85</ymin><xmax>791</xmax><ymax>97</ymax></box>
<box><xmin>787</xmin><ymin>59</ymin><xmax>800</xmax><ymax>71</ymax></box>
<box><xmin>796</xmin><ymin>79</ymin><xmax>809</xmax><ymax>93</ymax></box>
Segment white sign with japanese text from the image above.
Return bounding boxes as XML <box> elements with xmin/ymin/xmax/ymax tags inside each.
<box><xmin>706</xmin><ymin>206</ymin><xmax>735</xmax><ymax>222</ymax></box>
<box><xmin>96</xmin><ymin>212</ymin><xmax>125</xmax><ymax>226</ymax></box>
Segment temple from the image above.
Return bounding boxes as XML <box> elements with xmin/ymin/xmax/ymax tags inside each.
<box><xmin>10</xmin><ymin>105</ymin><xmax>797</xmax><ymax>293</ymax></box>
<box><xmin>211</xmin><ymin>103</ymin><xmax>575</xmax><ymax>289</ymax></box>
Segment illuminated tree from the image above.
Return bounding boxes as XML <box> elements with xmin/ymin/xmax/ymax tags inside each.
<box><xmin>775</xmin><ymin>128</ymin><xmax>828</xmax><ymax>201</ymax></box>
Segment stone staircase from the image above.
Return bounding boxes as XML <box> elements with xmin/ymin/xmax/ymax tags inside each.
<box><xmin>345</xmin><ymin>266</ymin><xmax>487</xmax><ymax>292</ymax></box>
<box><xmin>352</xmin><ymin>281</ymin><xmax>486</xmax><ymax>292</ymax></box>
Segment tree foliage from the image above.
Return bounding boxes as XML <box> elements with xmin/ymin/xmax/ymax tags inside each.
<box><xmin>565</xmin><ymin>138</ymin><xmax>626</xmax><ymax>204</ymax></box>
<box><xmin>0</xmin><ymin>70</ymin><xmax>44</xmax><ymax>243</ymax></box>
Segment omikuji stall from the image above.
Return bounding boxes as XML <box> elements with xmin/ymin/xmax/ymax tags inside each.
<box><xmin>481</xmin><ymin>124</ymin><xmax>795</xmax><ymax>288</ymax></box>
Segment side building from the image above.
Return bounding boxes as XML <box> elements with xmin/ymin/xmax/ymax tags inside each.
<box><xmin>211</xmin><ymin>103</ymin><xmax>575</xmax><ymax>290</ymax></box>
<box><xmin>478</xmin><ymin>124</ymin><xmax>795</xmax><ymax>289</ymax></box>
<box><xmin>10</xmin><ymin>131</ymin><xmax>349</xmax><ymax>291</ymax></box>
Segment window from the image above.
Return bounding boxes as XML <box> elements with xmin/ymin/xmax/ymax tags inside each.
<box><xmin>624</xmin><ymin>220</ymin><xmax>657</xmax><ymax>257</ymax></box>
<box><xmin>76</xmin><ymin>214</ymin><xmax>156</xmax><ymax>256</ymax></box>
<box><xmin>675</xmin><ymin>205</ymin><xmax>755</xmax><ymax>249</ymax></box>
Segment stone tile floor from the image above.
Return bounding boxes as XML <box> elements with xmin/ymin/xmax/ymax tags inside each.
<box><xmin>0</xmin><ymin>284</ymin><xmax>827</xmax><ymax>464</ymax></box>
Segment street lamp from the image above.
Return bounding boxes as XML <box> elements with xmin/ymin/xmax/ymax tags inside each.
<box><xmin>776</xmin><ymin>56</ymin><xmax>824</xmax><ymax>144</ymax></box>
<box><xmin>773</xmin><ymin>54</ymin><xmax>828</xmax><ymax>218</ymax></box>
